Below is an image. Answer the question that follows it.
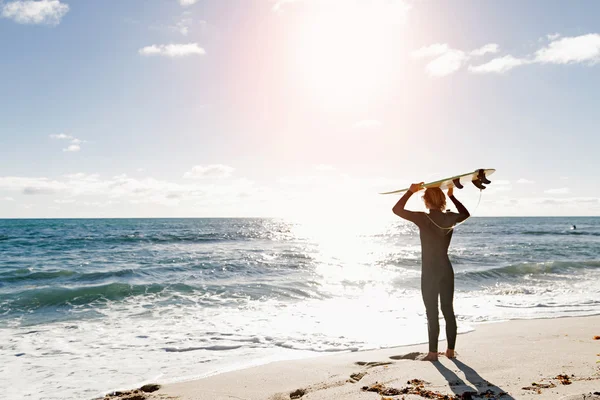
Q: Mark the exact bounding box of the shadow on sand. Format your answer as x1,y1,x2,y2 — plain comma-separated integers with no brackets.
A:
432,359,515,399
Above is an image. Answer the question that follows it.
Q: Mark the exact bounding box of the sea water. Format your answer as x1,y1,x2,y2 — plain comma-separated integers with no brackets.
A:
1,217,599,399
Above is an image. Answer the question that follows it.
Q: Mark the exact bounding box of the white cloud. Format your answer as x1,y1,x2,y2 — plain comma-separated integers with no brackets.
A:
64,172,96,180
23,186,55,195
2,197,15,201
178,0,199,6
416,33,600,76
470,43,499,56
139,46,161,56
493,180,511,185
425,49,467,77
50,133,72,140
175,22,189,36
354,119,382,129
412,43,497,77
534,33,600,64
139,43,206,57
517,178,535,184
0,173,254,206
50,133,86,152
469,55,528,74
531,196,598,205
183,164,235,179
468,33,600,75
63,144,81,152
0,172,278,217
544,187,570,195
169,12,200,36
0,176,67,195
1,0,69,25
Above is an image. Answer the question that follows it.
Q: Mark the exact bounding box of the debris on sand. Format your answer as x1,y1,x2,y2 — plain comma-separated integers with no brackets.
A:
593,336,600,340
523,376,577,395
361,379,508,399
290,388,306,399
103,390,146,400
361,382,402,396
407,379,428,386
102,384,161,400
556,374,573,385
522,382,556,390
140,384,160,393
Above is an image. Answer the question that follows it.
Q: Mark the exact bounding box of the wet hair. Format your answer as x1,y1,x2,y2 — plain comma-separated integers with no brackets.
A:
423,187,446,211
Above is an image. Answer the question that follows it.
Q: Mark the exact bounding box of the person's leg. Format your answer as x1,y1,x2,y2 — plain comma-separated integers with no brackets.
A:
439,271,457,358
421,275,440,361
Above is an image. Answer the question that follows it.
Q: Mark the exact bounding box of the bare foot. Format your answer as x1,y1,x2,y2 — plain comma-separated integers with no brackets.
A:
419,352,438,362
445,349,456,359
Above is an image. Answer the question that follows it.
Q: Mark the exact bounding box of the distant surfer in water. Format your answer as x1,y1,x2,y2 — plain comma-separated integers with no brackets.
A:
393,183,470,361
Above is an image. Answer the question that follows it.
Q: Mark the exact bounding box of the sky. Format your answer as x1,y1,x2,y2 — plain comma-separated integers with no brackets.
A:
1,0,599,218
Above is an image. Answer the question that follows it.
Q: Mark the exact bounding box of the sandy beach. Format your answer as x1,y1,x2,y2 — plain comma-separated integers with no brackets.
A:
103,315,600,400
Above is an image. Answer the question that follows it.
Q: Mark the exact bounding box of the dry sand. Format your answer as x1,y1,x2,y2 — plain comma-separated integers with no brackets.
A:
103,315,600,400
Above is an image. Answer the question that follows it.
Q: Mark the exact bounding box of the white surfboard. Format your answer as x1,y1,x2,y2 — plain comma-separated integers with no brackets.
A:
380,168,496,195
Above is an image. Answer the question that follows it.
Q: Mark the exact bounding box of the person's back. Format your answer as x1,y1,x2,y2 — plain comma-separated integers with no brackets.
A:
419,210,458,271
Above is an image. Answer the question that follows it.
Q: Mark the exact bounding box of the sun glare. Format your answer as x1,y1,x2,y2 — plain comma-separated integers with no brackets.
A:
290,1,407,109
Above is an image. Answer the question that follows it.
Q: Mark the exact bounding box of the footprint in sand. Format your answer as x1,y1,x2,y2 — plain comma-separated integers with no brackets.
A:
355,361,393,368
389,352,424,360
348,372,367,383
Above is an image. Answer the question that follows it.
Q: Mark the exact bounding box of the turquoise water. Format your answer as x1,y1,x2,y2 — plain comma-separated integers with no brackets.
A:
1,217,599,399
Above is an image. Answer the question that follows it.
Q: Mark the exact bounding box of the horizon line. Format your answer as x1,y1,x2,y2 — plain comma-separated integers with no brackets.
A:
0,216,597,220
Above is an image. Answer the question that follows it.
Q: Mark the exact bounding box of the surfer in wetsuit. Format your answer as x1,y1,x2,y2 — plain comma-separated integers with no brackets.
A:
393,183,470,361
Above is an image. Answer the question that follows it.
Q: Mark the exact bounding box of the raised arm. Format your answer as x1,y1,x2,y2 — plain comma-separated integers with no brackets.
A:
392,183,424,226
447,186,470,223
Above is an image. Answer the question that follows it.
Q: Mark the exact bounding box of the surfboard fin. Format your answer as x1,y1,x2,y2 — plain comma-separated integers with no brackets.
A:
452,178,464,189
477,169,492,184
471,178,486,190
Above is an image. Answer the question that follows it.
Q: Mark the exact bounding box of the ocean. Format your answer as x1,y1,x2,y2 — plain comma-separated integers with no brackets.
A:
1,217,599,400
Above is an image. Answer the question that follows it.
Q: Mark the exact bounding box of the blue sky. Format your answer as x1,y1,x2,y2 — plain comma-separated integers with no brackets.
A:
1,0,599,218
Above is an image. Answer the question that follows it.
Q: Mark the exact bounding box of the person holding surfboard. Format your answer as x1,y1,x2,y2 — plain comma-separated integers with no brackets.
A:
393,183,470,362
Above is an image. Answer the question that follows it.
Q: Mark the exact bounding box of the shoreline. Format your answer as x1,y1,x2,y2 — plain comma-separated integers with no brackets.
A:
106,315,600,396
103,314,600,400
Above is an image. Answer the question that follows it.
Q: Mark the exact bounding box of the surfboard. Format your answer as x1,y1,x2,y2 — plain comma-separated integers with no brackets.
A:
380,168,496,195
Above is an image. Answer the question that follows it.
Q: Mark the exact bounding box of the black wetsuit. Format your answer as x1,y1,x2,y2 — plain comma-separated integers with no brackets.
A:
393,191,470,353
